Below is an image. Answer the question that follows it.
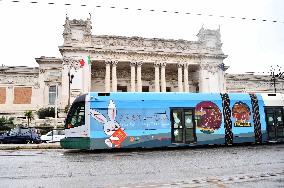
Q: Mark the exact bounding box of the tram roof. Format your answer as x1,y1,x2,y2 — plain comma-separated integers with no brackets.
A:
88,92,265,102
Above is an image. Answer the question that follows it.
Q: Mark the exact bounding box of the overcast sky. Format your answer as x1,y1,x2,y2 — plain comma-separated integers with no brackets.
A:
0,0,283,74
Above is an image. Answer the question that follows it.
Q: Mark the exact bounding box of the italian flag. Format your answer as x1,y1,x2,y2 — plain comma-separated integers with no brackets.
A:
80,55,91,68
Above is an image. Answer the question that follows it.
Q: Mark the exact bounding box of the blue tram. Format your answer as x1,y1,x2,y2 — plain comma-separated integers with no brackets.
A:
60,92,284,150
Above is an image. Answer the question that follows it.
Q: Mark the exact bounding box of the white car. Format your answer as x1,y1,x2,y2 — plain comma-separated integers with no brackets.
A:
40,130,65,143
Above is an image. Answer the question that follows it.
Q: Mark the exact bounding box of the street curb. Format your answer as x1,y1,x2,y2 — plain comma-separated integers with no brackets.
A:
0,143,62,150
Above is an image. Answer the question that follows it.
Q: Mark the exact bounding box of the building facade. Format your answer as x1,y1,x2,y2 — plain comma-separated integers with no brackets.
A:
0,16,283,124
58,16,227,106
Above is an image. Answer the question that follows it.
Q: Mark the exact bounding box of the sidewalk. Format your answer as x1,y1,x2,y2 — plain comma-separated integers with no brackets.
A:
0,142,62,150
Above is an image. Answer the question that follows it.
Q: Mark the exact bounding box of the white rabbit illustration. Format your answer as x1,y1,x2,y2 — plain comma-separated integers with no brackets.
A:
91,100,125,148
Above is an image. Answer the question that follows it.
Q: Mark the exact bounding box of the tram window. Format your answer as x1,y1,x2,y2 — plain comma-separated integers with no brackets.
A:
172,110,183,143
267,114,274,124
66,102,85,128
173,111,182,128
268,127,276,138
278,128,284,137
184,111,193,128
185,129,194,142
266,109,274,113
174,129,183,142
276,110,283,123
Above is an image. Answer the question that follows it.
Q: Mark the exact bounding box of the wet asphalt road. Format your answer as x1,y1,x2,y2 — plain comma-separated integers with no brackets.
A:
0,144,283,188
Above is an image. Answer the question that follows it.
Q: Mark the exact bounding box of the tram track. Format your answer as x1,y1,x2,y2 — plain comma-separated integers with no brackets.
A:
118,171,284,188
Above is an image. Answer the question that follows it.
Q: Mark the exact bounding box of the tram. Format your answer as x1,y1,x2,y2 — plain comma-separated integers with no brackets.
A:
60,92,284,150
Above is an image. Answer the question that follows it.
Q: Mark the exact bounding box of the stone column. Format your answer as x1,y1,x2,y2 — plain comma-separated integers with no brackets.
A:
105,61,111,92
38,69,46,105
154,62,160,92
87,58,92,93
161,62,166,92
61,65,70,107
217,63,225,92
82,58,91,93
199,65,204,93
208,64,219,92
6,86,13,106
111,61,118,92
199,63,208,93
136,62,143,92
130,62,136,92
183,63,189,92
177,62,183,92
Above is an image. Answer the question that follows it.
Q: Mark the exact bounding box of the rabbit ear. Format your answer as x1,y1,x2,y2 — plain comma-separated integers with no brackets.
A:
108,100,116,121
91,109,107,124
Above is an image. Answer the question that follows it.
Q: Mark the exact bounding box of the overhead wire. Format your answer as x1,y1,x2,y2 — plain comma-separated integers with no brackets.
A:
1,0,283,24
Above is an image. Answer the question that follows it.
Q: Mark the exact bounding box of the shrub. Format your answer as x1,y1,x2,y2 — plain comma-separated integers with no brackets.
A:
64,105,69,113
37,107,58,119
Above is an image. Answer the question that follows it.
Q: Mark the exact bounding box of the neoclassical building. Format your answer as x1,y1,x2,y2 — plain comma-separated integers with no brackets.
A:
58,16,228,107
0,16,283,123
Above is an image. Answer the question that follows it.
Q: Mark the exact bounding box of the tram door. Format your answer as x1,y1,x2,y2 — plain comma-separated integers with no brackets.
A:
171,108,196,143
265,108,284,141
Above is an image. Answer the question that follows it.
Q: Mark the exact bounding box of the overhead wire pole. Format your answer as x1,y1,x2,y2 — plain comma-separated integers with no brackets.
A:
268,65,284,93
271,71,277,93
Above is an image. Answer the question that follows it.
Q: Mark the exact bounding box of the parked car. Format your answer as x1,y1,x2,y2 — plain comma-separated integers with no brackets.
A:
40,129,65,143
0,126,41,144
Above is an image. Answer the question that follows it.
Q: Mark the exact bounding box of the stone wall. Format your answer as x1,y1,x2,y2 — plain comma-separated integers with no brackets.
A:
226,73,284,93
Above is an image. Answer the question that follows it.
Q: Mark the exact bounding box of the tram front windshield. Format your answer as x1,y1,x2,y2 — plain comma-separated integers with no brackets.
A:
65,101,85,129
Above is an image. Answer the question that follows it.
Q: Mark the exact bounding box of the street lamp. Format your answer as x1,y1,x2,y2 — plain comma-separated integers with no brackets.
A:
68,71,74,109
63,56,79,110
55,83,58,128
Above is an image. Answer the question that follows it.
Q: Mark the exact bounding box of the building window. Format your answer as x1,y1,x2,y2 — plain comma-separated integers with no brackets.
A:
49,86,56,105
117,86,127,92
13,87,32,104
196,85,199,93
0,87,6,104
142,86,149,92
160,86,171,92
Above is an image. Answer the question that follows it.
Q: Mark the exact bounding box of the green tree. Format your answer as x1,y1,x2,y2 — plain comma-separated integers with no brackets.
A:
0,116,15,131
24,110,34,126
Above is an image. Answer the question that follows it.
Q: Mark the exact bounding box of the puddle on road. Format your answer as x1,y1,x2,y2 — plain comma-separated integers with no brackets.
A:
0,150,45,157
0,154,38,157
113,154,133,157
